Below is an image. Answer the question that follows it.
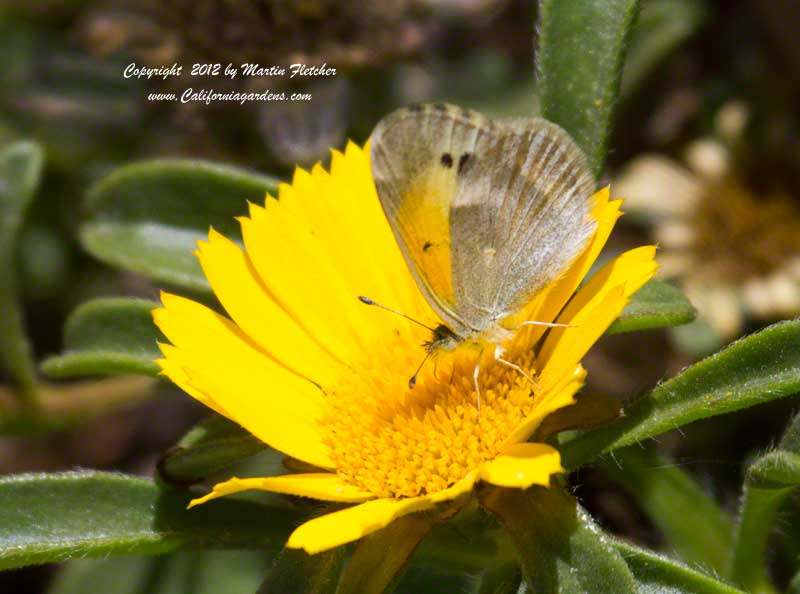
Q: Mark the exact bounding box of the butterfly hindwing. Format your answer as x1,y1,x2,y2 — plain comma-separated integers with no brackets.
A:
449,117,596,329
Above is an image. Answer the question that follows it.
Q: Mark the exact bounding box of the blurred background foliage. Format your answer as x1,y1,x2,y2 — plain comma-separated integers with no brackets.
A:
1,0,800,592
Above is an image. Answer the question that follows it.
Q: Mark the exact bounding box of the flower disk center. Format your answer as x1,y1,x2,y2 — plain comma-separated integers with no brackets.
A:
322,336,540,498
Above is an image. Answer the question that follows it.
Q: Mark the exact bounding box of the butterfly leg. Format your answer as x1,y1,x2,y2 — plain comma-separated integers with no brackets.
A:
473,346,485,418
494,344,540,392
513,320,574,330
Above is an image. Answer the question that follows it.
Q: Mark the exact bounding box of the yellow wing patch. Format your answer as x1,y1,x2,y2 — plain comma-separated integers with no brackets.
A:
394,163,457,313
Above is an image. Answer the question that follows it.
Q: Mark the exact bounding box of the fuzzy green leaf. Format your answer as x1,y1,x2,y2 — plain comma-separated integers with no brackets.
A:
0,140,44,407
0,471,302,570
158,414,267,486
600,446,733,574
615,540,748,594
479,485,637,593
48,551,269,594
41,298,162,378
80,160,279,292
729,414,800,592
607,279,696,335
561,319,800,469
537,0,640,176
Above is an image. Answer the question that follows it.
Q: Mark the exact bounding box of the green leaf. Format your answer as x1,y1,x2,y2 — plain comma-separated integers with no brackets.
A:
479,484,637,593
0,140,44,407
392,564,486,594
158,414,267,486
49,551,269,594
728,414,800,593
336,513,444,594
615,540,748,594
560,319,800,469
41,298,162,379
80,160,280,292
535,391,622,440
48,555,155,594
537,0,640,176
414,511,506,573
606,279,696,335
620,0,707,94
0,377,156,435
599,446,733,574
0,471,303,570
258,547,345,594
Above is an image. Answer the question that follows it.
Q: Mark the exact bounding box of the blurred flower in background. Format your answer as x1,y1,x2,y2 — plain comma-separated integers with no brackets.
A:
615,100,800,349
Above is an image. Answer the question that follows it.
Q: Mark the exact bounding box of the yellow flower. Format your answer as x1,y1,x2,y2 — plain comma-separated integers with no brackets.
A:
153,141,657,554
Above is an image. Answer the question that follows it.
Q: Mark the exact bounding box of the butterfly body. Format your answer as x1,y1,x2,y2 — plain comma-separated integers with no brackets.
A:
369,103,596,382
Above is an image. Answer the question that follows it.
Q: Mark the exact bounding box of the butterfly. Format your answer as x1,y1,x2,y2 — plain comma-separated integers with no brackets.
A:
367,103,596,403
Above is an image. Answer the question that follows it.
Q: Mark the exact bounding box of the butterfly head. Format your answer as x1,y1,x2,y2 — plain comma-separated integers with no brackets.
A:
423,324,462,353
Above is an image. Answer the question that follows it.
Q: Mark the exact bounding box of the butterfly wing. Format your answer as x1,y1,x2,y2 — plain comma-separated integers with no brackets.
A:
449,117,596,329
370,104,497,336
370,104,596,337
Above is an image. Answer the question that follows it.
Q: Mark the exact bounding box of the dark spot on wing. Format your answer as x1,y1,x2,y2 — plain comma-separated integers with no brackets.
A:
423,241,432,251
433,103,448,112
407,104,423,112
440,153,453,168
458,152,471,174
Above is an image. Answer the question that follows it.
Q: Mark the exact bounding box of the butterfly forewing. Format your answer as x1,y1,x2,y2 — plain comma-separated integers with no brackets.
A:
370,104,497,336
370,103,595,339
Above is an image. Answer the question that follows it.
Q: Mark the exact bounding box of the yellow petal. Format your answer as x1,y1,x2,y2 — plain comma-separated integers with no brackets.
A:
538,285,628,385
286,497,434,554
240,203,369,360
154,293,325,416
479,442,563,488
557,245,658,328
286,472,477,554
188,473,374,508
532,246,657,389
182,365,334,469
197,230,343,387
243,145,435,357
153,294,333,469
501,366,586,447
155,350,232,420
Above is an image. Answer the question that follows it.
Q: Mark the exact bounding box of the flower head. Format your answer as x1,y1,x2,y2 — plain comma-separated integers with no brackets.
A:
153,141,656,553
615,101,800,341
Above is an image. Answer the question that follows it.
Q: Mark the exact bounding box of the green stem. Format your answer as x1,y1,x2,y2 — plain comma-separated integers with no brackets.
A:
0,280,38,410
0,141,44,411
729,486,783,594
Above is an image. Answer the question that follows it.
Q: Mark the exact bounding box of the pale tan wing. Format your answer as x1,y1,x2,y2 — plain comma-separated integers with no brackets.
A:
449,117,596,330
370,103,498,336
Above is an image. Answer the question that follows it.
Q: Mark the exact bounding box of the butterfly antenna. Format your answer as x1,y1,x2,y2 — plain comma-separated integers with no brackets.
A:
358,296,437,333
408,349,434,389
